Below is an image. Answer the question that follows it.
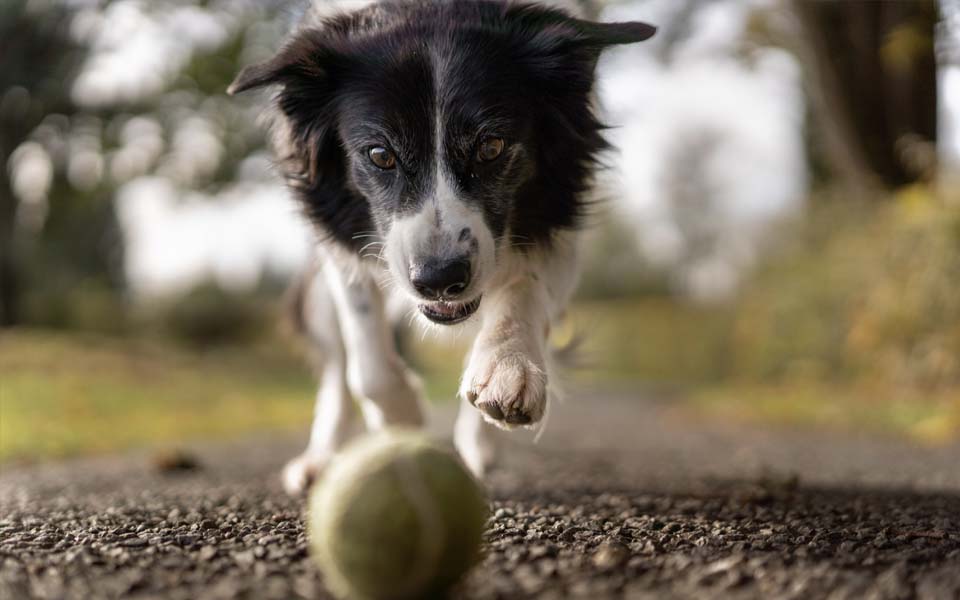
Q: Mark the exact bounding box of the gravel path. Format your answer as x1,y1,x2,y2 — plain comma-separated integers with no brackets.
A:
2,391,959,599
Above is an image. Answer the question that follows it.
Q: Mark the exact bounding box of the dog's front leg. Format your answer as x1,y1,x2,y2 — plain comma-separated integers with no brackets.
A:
323,254,425,431
459,274,550,429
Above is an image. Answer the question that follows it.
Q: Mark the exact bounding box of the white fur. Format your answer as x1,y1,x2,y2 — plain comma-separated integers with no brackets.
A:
284,230,581,493
282,268,355,494
321,249,425,430
282,247,427,494
453,394,499,477
459,231,581,427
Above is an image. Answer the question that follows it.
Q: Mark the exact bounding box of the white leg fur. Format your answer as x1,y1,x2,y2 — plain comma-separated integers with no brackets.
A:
459,233,581,430
282,268,358,495
453,393,498,478
459,276,549,427
282,362,356,494
322,251,426,431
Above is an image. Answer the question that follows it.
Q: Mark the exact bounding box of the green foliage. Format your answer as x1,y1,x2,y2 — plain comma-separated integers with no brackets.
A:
1,0,88,326
576,220,673,299
0,0,81,132
3,0,288,329
155,282,275,348
179,29,247,97
18,181,128,332
21,279,128,335
730,186,960,389
569,299,734,383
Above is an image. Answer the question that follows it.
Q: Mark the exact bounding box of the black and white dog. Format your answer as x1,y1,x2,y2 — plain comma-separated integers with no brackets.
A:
229,0,654,494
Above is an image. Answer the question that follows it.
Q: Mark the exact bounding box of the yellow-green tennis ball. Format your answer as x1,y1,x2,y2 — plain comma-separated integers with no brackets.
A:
308,430,489,600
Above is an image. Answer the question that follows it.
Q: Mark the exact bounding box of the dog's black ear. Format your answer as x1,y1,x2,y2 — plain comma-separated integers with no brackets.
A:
227,32,329,95
505,4,655,49
506,6,655,79
228,59,286,95
228,28,371,249
571,19,656,47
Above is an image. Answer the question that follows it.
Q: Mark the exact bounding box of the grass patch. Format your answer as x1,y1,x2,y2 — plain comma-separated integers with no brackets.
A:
408,297,734,386
686,383,960,444
568,298,734,384
0,330,315,462
3,284,958,464
0,329,461,463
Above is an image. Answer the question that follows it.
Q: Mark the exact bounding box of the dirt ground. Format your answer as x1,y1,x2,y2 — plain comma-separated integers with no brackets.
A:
1,391,958,599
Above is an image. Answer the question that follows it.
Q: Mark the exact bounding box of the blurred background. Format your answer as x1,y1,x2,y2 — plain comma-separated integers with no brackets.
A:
2,0,958,463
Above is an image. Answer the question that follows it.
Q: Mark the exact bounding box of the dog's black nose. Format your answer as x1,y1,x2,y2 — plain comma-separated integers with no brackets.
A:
410,258,471,300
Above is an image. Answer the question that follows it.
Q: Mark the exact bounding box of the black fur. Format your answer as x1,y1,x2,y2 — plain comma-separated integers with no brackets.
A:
230,0,654,253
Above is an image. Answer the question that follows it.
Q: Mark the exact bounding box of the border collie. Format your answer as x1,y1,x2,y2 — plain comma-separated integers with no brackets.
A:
229,0,654,494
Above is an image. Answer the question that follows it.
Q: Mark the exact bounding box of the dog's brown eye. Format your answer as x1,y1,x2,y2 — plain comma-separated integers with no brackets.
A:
368,146,396,170
477,137,504,162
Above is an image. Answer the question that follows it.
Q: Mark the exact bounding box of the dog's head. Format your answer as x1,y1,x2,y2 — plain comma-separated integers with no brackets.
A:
230,1,654,325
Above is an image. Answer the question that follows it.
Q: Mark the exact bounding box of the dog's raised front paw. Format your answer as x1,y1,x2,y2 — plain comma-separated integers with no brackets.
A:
460,348,546,429
281,452,330,496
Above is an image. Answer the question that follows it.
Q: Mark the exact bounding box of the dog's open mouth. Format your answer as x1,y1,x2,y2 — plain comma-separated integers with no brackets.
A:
419,296,482,325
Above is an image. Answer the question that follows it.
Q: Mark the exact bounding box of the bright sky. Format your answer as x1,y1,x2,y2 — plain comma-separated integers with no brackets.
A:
598,0,806,300
116,172,312,298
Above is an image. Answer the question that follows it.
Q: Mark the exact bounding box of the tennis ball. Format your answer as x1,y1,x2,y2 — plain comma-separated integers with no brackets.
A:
308,430,489,600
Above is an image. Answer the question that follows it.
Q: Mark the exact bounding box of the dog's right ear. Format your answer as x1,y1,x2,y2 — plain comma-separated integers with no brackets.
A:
228,29,370,247
227,30,347,190
227,32,329,95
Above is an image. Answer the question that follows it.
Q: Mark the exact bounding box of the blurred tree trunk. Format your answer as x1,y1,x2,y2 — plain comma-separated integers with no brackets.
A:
0,170,17,326
792,0,938,190
0,1,85,327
